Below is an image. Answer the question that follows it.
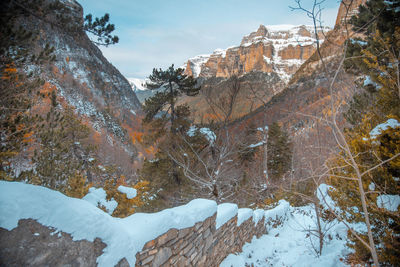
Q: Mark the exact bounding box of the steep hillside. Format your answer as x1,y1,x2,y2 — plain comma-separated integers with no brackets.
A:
16,0,144,181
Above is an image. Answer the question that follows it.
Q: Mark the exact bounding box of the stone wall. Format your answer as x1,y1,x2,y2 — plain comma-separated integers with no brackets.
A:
0,204,268,267
135,211,266,267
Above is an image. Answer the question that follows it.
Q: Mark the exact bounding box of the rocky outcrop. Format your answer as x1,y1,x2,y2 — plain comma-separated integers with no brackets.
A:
0,219,107,267
185,25,330,83
18,0,143,180
335,0,366,27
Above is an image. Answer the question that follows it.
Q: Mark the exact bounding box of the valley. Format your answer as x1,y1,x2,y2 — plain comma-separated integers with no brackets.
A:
0,0,399,266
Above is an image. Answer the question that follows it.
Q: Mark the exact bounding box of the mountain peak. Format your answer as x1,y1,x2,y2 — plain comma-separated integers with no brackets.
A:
185,24,331,82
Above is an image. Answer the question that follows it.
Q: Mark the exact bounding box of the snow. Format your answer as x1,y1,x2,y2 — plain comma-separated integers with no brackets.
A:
350,38,368,46
187,126,216,144
216,203,238,229
117,185,137,199
377,195,400,211
186,54,210,77
316,184,336,210
369,119,400,139
249,141,265,148
83,187,118,215
200,128,216,144
253,209,265,225
127,78,149,91
237,208,253,226
257,126,268,132
97,165,106,171
221,202,351,267
0,181,217,267
264,200,291,231
368,182,376,191
363,75,382,89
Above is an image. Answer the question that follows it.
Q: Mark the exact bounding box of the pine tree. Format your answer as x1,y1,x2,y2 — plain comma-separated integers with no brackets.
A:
267,122,292,181
27,98,97,191
142,65,200,186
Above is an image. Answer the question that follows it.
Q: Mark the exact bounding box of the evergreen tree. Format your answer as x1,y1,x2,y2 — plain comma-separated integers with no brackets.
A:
267,122,292,181
27,99,97,191
142,65,200,186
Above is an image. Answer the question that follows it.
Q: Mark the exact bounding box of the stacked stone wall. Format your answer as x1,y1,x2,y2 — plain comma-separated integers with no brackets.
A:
135,211,266,267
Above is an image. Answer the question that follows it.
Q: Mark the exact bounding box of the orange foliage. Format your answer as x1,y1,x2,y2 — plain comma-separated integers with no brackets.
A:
22,131,34,143
144,145,156,156
131,131,143,144
2,64,18,80
65,56,70,63
40,82,57,94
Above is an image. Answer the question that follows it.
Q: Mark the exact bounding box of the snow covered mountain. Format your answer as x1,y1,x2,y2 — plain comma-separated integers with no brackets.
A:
127,78,149,91
184,24,331,83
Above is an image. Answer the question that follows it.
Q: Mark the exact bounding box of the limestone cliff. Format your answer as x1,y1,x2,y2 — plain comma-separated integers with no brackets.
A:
185,25,330,83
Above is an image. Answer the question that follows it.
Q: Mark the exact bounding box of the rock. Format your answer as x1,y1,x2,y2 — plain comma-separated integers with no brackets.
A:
0,219,105,267
184,24,331,83
152,247,172,267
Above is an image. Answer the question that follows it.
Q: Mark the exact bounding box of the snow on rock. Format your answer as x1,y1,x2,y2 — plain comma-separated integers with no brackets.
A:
221,204,351,267
127,78,149,91
237,208,253,226
117,185,137,199
253,209,265,225
369,119,400,139
200,128,216,144
83,187,118,215
216,203,238,229
377,194,400,211
186,54,210,77
0,181,217,267
187,126,216,144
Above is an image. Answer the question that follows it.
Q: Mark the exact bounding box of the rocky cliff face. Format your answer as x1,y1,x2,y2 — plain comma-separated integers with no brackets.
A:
23,0,143,179
335,0,366,27
185,25,330,83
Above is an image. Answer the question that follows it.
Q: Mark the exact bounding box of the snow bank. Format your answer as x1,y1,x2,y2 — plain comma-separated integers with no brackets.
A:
0,181,217,267
264,200,290,231
82,187,118,215
222,204,351,267
237,208,253,226
377,194,400,211
216,203,238,229
264,200,290,222
369,119,400,139
117,185,137,199
253,209,265,225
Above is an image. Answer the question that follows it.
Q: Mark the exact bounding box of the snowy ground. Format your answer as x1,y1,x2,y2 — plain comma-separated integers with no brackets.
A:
0,181,353,266
221,204,351,267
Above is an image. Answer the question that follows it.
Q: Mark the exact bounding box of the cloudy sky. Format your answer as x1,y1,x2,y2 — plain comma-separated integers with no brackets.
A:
80,0,341,79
